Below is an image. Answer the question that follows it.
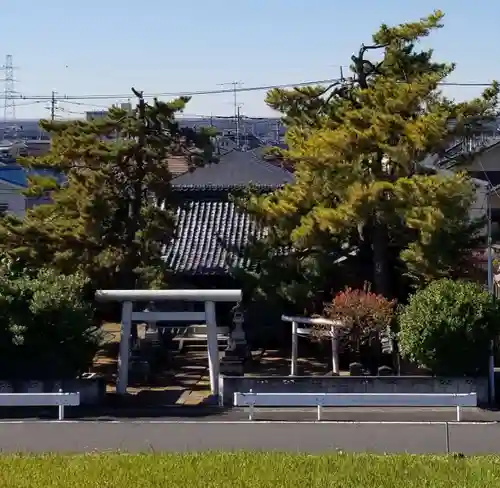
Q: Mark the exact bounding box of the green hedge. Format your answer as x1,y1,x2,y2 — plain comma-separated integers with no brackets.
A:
398,279,500,376
0,261,102,379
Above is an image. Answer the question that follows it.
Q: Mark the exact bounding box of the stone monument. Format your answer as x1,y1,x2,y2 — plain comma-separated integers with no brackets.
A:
220,303,249,375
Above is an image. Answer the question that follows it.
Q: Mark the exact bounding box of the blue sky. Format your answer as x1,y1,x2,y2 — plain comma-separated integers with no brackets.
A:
1,0,499,119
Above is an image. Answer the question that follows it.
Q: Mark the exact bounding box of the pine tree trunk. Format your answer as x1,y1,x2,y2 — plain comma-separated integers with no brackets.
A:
371,212,390,297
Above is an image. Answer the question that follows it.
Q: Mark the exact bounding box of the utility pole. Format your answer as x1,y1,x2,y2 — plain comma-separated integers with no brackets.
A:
218,81,242,148
236,105,241,149
50,91,57,121
487,185,495,404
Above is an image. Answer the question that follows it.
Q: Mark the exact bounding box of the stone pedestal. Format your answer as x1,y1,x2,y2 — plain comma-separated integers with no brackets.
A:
220,352,245,376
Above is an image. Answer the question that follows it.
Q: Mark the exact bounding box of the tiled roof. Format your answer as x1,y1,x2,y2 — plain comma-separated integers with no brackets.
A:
163,195,265,275
164,146,294,275
171,149,294,190
167,156,190,177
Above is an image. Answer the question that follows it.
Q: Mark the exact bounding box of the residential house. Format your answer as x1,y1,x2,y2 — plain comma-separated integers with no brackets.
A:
0,141,28,164
0,166,26,217
0,165,64,217
23,139,51,157
433,133,500,225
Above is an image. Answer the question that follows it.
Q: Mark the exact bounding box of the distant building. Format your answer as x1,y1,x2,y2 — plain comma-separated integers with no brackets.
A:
0,141,27,161
0,120,49,141
431,132,500,228
85,111,108,121
86,103,131,122
24,139,51,156
0,164,63,218
0,166,26,217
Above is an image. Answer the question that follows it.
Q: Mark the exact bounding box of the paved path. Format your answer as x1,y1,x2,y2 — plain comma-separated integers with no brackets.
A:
1,421,500,454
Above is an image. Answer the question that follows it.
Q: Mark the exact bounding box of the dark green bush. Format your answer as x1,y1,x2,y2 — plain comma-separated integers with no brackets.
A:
398,278,500,376
0,261,102,379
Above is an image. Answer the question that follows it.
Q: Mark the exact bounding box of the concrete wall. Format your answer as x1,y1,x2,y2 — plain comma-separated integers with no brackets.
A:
220,375,489,406
0,376,106,406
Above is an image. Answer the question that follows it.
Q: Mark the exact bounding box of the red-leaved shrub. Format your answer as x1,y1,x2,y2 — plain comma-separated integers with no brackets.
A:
322,284,396,354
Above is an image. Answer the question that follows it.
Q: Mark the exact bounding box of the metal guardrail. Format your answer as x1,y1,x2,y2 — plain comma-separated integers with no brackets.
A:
0,390,80,420
234,391,478,422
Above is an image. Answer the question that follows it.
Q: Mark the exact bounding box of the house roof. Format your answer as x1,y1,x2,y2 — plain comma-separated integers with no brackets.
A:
167,156,192,177
437,134,500,168
0,164,64,188
171,149,294,190
0,165,27,187
164,149,294,275
163,195,265,275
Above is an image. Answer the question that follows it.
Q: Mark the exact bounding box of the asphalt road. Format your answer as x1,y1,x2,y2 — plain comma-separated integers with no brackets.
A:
1,421,500,454
5,406,500,423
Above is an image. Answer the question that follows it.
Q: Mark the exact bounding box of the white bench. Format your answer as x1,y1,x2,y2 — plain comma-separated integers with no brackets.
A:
233,391,478,422
0,390,80,420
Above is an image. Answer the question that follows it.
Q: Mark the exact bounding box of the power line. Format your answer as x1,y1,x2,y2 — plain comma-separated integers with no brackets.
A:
58,100,274,119
7,78,495,103
12,78,342,101
0,100,45,110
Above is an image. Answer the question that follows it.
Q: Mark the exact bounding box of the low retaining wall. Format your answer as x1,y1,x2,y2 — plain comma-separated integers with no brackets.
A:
0,375,106,405
220,375,489,405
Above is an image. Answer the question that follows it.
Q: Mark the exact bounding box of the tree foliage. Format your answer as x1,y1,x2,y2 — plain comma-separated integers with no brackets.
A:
240,11,498,302
0,259,102,379
0,90,215,290
398,279,500,376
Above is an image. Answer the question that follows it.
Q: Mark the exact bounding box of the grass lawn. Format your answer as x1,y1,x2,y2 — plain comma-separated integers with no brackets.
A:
0,452,499,487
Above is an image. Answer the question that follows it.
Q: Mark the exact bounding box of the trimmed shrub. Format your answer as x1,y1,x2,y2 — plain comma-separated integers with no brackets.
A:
323,286,396,354
0,262,102,379
398,278,500,376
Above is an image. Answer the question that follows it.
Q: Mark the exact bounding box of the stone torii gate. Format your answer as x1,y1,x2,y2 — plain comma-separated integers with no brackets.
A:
95,289,242,396
281,315,344,376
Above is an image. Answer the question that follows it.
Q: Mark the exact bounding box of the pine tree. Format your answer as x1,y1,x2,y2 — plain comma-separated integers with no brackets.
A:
245,11,499,297
0,90,215,289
